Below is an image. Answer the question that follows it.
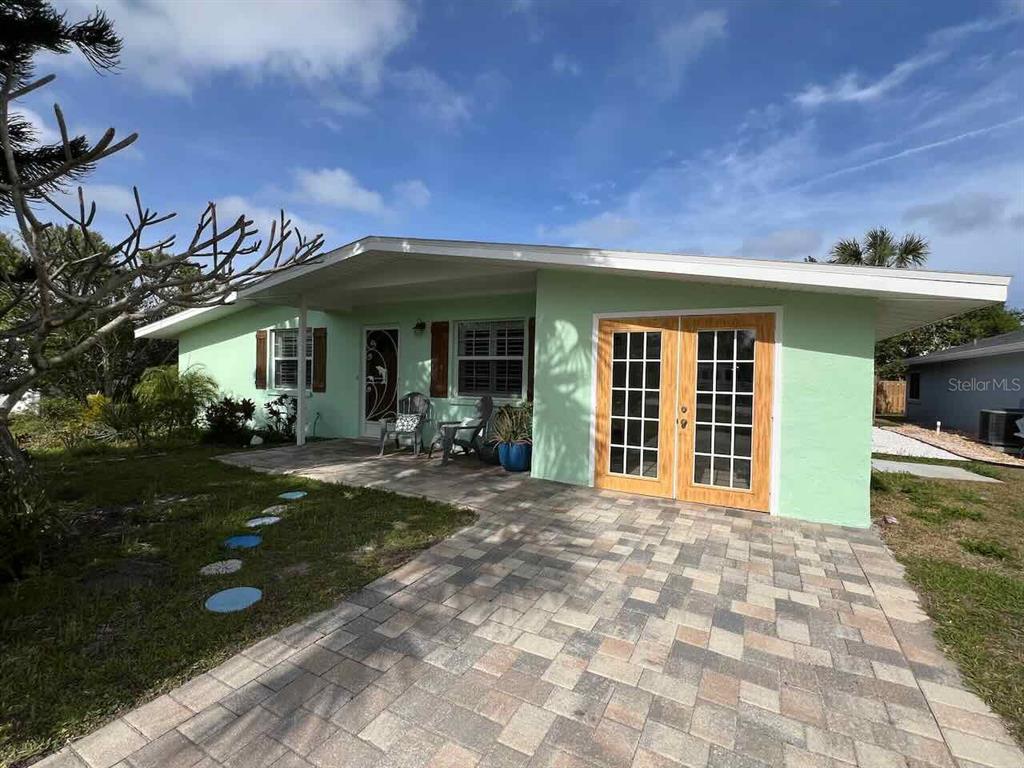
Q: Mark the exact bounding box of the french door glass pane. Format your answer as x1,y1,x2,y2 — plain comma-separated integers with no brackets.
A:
609,330,661,478
692,328,756,490
613,361,627,387
696,393,713,422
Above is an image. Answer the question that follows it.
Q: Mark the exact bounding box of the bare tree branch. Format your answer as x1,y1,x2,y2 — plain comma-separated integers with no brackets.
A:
0,62,325,425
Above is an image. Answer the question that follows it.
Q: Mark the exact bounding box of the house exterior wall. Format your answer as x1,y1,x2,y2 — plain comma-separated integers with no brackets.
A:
177,271,877,527
905,353,1024,436
177,293,536,439
530,269,877,527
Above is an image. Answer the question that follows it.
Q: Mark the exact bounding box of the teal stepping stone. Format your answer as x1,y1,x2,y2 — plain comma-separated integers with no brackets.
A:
278,491,307,501
224,534,261,549
205,587,262,613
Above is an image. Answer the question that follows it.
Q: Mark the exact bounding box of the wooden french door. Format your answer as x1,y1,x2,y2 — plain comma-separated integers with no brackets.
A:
594,318,679,498
594,313,775,512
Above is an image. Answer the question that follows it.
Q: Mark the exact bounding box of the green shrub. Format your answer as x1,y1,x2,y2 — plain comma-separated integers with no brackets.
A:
134,365,218,433
0,457,65,581
97,398,156,445
204,397,256,445
960,538,1013,561
12,397,90,451
264,394,297,440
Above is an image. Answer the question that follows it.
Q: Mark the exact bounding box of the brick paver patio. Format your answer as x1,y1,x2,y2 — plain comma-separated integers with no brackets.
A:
44,440,1023,768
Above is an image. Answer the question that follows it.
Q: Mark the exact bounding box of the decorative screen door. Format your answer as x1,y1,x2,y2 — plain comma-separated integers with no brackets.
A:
363,328,399,436
594,313,774,512
594,317,678,498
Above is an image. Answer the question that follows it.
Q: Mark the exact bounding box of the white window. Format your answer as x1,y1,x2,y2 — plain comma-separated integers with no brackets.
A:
272,329,313,390
455,319,526,398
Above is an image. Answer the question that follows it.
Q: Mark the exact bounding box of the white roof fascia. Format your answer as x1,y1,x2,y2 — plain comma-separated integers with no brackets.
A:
136,236,1010,338
906,340,1024,366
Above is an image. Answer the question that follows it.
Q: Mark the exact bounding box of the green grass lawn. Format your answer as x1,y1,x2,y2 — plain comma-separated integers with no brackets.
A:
0,444,475,767
871,454,1024,745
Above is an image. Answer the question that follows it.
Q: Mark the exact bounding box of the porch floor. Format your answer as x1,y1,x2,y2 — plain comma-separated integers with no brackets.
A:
58,439,1022,768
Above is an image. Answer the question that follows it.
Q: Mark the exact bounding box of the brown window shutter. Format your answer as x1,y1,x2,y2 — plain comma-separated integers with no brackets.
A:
255,329,268,389
527,317,536,402
312,327,327,392
430,321,449,398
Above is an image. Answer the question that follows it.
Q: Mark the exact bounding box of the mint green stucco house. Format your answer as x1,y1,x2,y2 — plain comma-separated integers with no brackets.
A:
137,237,1009,528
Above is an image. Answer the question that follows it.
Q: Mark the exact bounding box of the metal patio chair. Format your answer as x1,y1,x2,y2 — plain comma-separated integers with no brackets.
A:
378,391,431,457
429,396,494,466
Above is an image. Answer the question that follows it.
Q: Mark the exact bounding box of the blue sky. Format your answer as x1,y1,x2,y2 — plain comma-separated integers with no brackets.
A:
13,0,1024,304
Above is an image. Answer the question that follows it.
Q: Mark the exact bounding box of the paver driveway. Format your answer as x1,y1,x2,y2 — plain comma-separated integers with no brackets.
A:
49,441,1023,768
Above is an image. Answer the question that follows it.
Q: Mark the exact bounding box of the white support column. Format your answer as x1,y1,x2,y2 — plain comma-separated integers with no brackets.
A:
296,297,308,447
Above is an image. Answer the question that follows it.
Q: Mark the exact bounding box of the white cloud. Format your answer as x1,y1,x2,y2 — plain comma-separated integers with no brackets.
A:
11,105,59,144
321,93,372,118
904,193,1014,234
545,116,1024,302
546,212,642,246
83,183,138,213
213,195,330,242
644,10,727,97
552,54,581,77
790,117,1024,189
393,179,431,209
294,168,386,215
62,0,415,94
48,183,138,222
794,52,946,108
505,0,544,44
292,169,430,215
794,10,1023,108
390,68,471,131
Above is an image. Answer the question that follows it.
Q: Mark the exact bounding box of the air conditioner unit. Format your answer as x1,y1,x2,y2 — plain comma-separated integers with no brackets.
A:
979,409,1024,450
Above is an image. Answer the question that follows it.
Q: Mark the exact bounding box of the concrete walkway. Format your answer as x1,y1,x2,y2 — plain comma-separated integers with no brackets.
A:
871,458,1002,484
46,440,1023,768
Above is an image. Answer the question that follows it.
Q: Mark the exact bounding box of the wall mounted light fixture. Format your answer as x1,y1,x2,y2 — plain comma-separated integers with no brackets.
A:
413,319,427,334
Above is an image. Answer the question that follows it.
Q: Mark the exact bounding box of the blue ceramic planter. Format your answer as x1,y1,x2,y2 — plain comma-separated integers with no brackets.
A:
498,442,532,472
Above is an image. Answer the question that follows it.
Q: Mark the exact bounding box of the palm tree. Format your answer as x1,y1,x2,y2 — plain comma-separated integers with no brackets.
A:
825,228,929,268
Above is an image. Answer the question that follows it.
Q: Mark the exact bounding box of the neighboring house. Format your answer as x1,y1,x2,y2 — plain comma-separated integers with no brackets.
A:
136,237,1009,527
904,329,1024,440
1,390,40,415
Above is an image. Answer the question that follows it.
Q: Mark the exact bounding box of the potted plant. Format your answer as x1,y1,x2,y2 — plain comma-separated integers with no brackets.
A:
492,403,533,472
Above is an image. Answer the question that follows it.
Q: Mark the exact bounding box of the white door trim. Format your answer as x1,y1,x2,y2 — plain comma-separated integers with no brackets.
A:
588,306,784,516
360,324,401,437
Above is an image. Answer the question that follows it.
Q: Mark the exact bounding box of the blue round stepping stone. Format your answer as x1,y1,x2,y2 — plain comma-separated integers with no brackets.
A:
246,515,281,528
205,587,262,613
278,491,307,501
223,534,262,550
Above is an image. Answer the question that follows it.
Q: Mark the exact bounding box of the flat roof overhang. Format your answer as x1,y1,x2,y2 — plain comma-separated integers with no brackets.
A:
137,236,1010,340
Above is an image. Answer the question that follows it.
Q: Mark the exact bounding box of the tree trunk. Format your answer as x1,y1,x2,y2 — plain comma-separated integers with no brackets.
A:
0,418,28,472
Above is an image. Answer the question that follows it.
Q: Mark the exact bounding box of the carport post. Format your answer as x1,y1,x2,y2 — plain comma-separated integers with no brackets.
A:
296,296,307,447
